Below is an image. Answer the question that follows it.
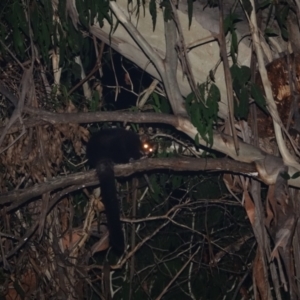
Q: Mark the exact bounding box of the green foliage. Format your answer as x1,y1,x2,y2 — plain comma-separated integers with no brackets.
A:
264,27,278,38
151,92,172,114
31,0,53,61
149,0,157,31
89,91,101,111
133,0,146,18
291,172,300,179
231,64,251,119
1,0,111,63
280,172,290,180
75,0,111,28
251,83,267,114
261,0,291,42
3,0,28,59
224,13,242,64
275,4,289,40
160,0,172,22
223,13,242,35
187,0,194,28
205,0,218,8
231,64,266,120
186,83,220,147
281,171,300,180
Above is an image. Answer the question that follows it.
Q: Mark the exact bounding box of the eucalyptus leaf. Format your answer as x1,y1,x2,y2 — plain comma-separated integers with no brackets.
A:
77,0,88,28
239,66,251,86
171,176,183,189
280,172,290,180
231,31,238,55
13,29,24,57
160,97,172,114
161,0,172,21
238,87,250,120
251,84,268,114
230,64,240,82
264,27,278,37
152,92,160,109
281,27,289,40
89,0,97,22
195,133,200,146
291,171,300,179
149,0,157,31
187,0,193,28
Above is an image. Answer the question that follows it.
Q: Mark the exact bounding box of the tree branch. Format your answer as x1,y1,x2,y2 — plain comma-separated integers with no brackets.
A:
0,157,257,209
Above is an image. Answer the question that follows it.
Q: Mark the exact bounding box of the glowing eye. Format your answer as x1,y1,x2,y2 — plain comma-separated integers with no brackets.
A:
143,144,149,149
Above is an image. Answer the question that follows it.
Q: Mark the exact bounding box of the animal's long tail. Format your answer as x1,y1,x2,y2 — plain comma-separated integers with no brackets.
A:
96,160,124,255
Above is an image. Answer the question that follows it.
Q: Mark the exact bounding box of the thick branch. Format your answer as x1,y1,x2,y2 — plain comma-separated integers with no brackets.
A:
0,157,257,208
23,107,179,126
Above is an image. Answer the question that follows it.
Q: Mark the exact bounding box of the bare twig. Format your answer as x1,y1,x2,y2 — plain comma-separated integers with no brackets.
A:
156,245,201,300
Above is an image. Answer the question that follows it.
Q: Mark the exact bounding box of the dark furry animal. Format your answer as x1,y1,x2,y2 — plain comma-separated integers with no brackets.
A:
87,128,146,254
